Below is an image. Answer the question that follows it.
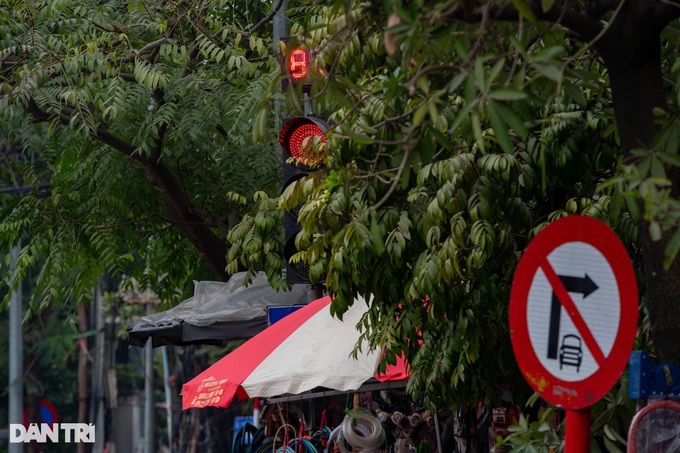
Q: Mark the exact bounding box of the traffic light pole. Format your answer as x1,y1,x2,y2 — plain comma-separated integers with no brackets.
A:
272,0,289,44
273,1,288,131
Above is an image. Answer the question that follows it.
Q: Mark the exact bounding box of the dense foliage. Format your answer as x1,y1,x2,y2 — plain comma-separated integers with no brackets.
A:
2,0,680,434
0,0,285,308
270,2,644,409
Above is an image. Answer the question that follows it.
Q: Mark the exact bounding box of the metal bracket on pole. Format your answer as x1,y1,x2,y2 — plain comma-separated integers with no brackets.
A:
303,92,313,116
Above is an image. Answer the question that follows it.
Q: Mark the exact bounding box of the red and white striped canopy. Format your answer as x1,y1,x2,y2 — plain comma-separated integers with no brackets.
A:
182,295,408,410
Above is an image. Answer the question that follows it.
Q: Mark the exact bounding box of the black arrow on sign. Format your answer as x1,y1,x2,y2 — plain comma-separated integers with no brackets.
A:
547,274,599,360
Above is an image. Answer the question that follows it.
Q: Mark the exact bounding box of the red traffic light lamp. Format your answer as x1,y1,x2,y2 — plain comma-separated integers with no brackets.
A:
279,116,328,168
279,116,329,284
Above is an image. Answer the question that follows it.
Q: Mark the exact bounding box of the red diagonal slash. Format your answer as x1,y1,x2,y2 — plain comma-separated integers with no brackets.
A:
541,259,605,365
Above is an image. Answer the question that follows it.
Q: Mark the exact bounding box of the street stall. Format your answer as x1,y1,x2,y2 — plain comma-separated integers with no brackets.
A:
181,295,408,409
127,272,314,347
180,295,456,453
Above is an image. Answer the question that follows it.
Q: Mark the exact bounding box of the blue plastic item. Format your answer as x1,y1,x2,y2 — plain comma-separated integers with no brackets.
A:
629,350,680,399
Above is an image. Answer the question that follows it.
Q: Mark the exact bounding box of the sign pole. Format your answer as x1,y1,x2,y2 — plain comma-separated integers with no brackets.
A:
509,215,639,450
564,407,591,452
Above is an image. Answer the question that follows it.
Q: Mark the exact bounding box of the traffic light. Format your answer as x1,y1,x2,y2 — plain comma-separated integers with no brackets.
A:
288,48,309,84
281,42,322,93
279,116,329,284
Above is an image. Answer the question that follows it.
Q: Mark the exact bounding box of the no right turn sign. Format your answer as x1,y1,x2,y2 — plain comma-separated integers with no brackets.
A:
509,215,638,409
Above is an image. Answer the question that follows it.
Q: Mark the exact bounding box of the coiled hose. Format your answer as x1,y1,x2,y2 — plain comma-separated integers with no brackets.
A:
273,424,297,453
288,438,318,453
247,426,267,453
324,425,343,453
334,410,386,453
233,423,260,453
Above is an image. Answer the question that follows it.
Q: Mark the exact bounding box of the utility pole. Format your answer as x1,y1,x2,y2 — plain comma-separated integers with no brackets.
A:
4,187,49,453
144,302,155,453
90,283,106,453
272,0,289,44
9,243,24,453
120,280,159,452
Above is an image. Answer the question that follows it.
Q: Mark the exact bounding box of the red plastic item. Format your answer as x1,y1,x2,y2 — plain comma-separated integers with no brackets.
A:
627,400,680,452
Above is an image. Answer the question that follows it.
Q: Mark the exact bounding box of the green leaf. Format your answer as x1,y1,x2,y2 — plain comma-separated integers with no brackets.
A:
474,58,486,91
625,194,641,220
430,128,453,151
609,187,623,224
344,127,374,144
512,0,537,21
450,98,478,133
602,435,624,453
533,63,562,82
541,0,555,12
664,227,680,269
471,112,485,153
564,80,587,106
453,37,469,61
494,101,529,139
650,221,662,241
533,46,565,62
657,151,680,167
413,102,428,127
486,58,506,90
489,88,527,101
488,103,514,153
448,72,468,94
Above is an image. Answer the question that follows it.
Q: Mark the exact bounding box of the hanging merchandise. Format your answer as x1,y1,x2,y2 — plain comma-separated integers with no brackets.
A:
312,410,332,449
232,423,261,453
243,391,453,453
336,409,386,453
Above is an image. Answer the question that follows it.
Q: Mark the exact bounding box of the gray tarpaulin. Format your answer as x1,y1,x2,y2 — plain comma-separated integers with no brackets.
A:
127,272,314,347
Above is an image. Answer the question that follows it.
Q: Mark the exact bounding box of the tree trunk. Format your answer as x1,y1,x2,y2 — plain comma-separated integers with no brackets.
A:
140,156,230,281
597,12,680,364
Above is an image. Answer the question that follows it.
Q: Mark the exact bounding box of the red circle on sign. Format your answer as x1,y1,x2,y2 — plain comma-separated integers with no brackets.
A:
509,215,638,409
23,399,59,427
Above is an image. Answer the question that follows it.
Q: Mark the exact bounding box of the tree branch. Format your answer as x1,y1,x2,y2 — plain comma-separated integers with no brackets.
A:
441,1,604,42
25,99,230,280
179,2,211,78
407,64,461,95
118,37,169,64
588,0,622,19
651,0,680,29
230,0,285,36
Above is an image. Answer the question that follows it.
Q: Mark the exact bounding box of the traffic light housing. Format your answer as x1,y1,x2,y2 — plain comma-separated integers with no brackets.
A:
279,116,329,284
